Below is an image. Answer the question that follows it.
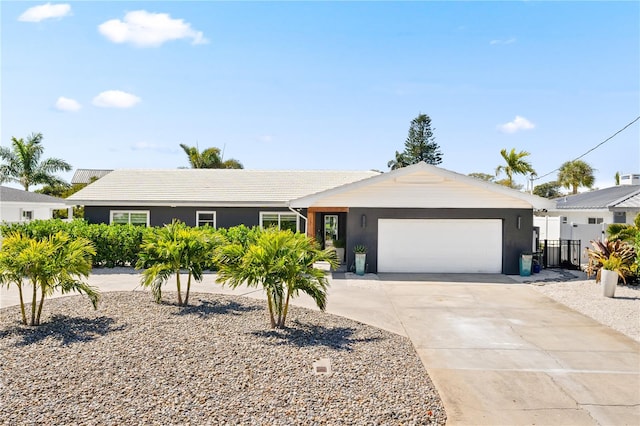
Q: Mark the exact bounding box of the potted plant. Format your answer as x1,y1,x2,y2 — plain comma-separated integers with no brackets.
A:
600,255,630,298
333,238,345,264
353,244,367,276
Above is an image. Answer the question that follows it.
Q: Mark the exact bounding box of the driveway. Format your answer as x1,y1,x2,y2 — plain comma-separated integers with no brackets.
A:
1,270,639,425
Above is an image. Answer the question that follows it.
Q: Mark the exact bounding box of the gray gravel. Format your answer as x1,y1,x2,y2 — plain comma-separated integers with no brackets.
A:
0,292,446,425
530,278,640,342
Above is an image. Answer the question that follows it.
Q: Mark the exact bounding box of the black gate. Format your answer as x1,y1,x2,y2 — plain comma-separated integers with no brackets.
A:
540,240,581,270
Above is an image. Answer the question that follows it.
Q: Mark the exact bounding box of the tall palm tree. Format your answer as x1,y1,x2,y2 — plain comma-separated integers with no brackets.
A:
495,148,536,188
179,143,243,169
557,160,595,194
0,133,72,191
215,228,337,328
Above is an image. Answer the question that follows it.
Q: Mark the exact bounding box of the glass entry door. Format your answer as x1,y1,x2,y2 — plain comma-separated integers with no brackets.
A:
324,215,338,247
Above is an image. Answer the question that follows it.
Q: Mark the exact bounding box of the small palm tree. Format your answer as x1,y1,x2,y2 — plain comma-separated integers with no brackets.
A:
0,231,98,326
0,133,72,191
557,160,595,194
136,221,221,305
495,148,536,188
179,143,243,169
215,228,337,328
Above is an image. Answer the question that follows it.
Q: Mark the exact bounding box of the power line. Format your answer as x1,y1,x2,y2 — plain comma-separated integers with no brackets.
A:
533,115,640,181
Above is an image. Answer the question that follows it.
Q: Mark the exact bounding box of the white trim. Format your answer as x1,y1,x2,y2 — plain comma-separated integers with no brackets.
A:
109,210,150,226
75,201,289,207
259,211,299,232
196,210,216,228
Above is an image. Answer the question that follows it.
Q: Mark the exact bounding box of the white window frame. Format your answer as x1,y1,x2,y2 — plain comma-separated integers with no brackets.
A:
196,211,216,228
259,211,299,232
588,217,604,225
21,210,34,221
109,210,150,227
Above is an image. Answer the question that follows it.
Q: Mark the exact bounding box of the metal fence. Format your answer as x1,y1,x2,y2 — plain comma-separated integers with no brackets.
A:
540,240,581,270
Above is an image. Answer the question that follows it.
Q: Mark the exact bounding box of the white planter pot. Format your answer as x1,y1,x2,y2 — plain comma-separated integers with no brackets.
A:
335,248,345,265
601,269,618,298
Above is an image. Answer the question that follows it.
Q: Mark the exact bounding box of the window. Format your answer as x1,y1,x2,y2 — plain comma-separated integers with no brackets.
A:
587,217,603,225
22,210,34,221
196,211,216,227
561,216,568,224
260,212,299,232
110,211,149,226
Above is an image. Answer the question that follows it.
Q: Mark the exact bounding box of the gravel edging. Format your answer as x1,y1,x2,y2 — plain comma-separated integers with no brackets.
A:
0,292,446,425
530,279,640,342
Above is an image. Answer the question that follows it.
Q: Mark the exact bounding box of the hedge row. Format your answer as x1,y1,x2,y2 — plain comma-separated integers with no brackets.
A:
0,220,263,268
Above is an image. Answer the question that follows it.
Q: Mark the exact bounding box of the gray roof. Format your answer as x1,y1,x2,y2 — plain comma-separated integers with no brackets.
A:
0,186,68,204
71,169,113,184
67,169,381,206
554,185,640,209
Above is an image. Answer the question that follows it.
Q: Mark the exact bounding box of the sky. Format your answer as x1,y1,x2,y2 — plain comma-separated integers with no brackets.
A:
1,1,639,191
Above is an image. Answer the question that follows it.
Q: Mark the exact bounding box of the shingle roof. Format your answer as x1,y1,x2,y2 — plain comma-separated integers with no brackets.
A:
554,185,640,209
71,169,113,184
0,186,68,204
67,169,381,206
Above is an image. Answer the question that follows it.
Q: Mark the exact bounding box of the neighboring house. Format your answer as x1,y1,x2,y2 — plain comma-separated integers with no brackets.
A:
71,169,113,185
0,186,69,224
534,179,640,264
68,163,554,275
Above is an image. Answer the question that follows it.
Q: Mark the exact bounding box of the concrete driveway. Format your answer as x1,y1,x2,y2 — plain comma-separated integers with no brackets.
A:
1,270,639,425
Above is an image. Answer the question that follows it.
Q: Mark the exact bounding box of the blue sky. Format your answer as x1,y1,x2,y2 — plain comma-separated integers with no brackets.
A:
2,1,639,190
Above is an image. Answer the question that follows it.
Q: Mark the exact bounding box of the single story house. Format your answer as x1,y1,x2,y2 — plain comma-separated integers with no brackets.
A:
0,186,69,224
67,169,380,230
534,181,640,263
68,163,554,274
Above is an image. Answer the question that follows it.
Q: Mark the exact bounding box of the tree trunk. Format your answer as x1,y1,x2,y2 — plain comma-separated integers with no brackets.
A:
184,272,192,306
266,292,276,328
36,288,46,326
30,279,37,326
17,283,27,325
176,272,183,305
280,291,291,329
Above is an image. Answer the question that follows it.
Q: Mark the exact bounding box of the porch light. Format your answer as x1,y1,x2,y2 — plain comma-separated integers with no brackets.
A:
361,214,366,228
517,215,521,229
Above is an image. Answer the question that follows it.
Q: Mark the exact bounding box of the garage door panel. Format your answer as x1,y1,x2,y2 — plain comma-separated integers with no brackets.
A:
377,219,502,273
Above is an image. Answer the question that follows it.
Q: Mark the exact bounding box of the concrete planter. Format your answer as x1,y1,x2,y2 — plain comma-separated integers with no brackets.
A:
601,269,618,298
355,253,366,276
335,248,345,265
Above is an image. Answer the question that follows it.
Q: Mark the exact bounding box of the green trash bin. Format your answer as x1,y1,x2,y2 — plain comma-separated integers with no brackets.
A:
519,253,533,276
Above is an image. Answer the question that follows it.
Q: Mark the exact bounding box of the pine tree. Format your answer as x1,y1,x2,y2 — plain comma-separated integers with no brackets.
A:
388,114,442,170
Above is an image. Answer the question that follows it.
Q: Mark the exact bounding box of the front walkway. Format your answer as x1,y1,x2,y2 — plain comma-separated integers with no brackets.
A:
1,269,638,425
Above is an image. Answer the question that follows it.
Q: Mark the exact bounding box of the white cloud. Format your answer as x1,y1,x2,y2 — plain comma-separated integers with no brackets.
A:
258,135,273,143
98,10,208,47
490,37,516,45
497,116,535,134
19,3,71,22
92,90,141,108
55,96,81,112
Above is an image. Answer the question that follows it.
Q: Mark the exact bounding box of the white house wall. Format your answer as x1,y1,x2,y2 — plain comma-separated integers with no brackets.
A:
0,202,65,223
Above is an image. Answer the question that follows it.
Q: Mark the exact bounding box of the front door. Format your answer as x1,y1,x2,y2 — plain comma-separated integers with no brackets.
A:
324,215,338,248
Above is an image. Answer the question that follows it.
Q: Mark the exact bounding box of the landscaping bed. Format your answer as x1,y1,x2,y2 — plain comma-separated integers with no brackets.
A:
0,292,445,425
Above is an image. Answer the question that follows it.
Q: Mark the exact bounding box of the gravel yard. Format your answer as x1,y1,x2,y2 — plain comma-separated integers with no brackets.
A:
530,278,640,342
0,292,446,425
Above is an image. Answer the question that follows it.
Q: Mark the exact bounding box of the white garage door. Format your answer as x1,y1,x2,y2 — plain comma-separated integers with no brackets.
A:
377,219,503,273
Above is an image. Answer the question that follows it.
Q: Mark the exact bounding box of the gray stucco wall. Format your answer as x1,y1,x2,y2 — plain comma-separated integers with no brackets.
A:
83,206,307,232
343,208,533,275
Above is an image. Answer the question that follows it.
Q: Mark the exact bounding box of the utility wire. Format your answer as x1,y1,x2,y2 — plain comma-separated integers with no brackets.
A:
533,115,640,181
